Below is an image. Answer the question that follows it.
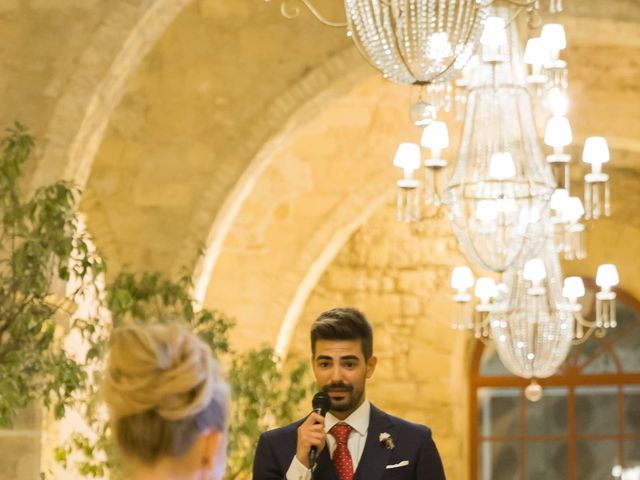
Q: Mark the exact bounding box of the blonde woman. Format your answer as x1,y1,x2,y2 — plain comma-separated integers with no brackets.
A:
103,322,229,480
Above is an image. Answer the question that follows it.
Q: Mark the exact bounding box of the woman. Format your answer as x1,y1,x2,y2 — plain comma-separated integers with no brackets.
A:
103,322,229,480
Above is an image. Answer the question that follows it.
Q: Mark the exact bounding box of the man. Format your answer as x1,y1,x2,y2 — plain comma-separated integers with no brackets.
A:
253,307,446,480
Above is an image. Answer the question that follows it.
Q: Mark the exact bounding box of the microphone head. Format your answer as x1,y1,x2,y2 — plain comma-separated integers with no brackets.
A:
312,391,332,415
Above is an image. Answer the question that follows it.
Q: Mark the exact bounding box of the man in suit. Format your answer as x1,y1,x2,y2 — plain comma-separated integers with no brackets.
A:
253,307,446,480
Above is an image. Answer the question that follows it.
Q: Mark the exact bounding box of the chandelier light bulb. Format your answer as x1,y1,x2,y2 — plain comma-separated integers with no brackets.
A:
451,266,474,293
562,276,585,303
421,121,449,159
488,152,517,179
596,264,619,291
427,31,453,60
523,258,547,283
393,142,421,178
475,200,498,222
474,277,497,305
547,87,569,116
540,23,567,60
544,116,573,151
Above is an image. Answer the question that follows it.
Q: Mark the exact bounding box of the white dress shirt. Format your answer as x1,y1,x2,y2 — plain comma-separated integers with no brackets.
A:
286,400,371,480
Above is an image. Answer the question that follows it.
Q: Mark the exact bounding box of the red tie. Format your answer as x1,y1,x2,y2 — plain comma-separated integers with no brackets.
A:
330,423,353,480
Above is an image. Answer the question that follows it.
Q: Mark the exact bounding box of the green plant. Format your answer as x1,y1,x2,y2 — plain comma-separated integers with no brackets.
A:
0,123,104,427
57,269,312,479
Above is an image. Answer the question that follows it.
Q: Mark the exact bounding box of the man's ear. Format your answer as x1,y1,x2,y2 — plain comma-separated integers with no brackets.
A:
200,430,222,470
366,355,377,378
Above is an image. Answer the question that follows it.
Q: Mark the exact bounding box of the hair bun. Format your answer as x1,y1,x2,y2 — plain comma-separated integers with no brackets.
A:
104,322,219,421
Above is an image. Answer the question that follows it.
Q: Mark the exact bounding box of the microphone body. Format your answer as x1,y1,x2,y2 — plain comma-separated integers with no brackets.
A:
308,392,331,470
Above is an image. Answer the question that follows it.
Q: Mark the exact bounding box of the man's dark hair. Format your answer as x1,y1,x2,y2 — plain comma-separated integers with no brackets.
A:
310,307,373,359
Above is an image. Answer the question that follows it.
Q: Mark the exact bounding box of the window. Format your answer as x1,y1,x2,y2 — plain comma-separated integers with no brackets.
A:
471,287,640,480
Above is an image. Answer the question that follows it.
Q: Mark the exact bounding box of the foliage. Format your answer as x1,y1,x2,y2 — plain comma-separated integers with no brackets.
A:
57,269,313,479
0,123,105,428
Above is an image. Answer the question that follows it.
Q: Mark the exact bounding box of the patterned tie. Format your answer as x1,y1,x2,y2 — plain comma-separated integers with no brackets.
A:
330,423,354,480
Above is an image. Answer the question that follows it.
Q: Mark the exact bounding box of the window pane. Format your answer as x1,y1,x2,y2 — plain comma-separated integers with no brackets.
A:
583,352,619,374
615,327,640,373
526,441,567,479
478,387,520,437
576,386,618,435
478,441,520,480
576,440,619,480
526,387,567,436
625,439,640,466
624,386,640,433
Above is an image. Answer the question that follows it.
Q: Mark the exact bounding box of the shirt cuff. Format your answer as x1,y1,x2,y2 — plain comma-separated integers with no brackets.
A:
286,455,312,480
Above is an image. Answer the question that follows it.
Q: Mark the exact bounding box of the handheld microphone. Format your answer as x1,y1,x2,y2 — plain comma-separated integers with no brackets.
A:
308,391,331,469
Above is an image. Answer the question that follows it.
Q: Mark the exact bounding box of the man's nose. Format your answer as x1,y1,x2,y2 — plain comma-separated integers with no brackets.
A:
329,365,344,382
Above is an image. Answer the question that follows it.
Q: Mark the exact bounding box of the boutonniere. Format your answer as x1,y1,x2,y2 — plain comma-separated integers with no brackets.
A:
379,432,395,450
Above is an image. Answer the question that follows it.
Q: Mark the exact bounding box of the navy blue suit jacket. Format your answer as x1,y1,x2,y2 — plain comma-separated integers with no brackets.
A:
252,404,446,479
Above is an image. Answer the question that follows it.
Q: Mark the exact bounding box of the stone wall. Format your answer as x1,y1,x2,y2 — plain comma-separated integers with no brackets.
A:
288,201,477,480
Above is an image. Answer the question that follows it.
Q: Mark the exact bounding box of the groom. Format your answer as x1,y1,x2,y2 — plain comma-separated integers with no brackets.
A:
253,307,446,479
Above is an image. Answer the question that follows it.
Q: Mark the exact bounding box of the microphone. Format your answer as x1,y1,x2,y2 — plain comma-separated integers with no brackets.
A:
308,392,331,469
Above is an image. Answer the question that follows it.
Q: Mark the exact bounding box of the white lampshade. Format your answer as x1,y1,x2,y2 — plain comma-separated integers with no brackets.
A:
475,200,498,222
547,87,569,116
480,16,506,48
563,276,585,300
541,23,567,52
393,142,421,170
451,266,474,291
524,37,549,65
544,116,573,148
474,277,497,304
421,121,450,150
550,188,569,211
523,258,547,282
488,152,516,179
582,136,610,164
562,197,585,223
596,264,619,289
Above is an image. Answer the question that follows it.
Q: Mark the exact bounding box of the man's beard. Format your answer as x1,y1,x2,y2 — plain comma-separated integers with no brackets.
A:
322,382,363,412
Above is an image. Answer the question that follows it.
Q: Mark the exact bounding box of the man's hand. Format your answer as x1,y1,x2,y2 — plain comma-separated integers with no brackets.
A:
295,412,327,468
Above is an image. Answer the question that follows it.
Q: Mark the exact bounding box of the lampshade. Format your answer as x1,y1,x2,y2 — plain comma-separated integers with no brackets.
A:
582,136,610,164
523,258,547,283
480,16,506,48
550,188,569,211
393,143,421,170
541,23,567,52
488,152,517,179
451,266,474,291
596,264,619,289
547,87,569,116
523,37,549,65
421,121,450,150
475,277,497,303
544,116,573,148
562,276,585,300
562,197,585,223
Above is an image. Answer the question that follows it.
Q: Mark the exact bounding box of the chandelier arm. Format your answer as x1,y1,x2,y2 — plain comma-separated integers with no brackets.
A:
271,0,348,27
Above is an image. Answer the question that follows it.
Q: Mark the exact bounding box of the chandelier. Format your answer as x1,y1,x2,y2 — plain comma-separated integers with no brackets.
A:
442,8,554,273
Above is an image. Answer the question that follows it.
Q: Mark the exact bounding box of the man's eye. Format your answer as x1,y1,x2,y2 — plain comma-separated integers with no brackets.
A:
343,362,356,368
319,362,330,368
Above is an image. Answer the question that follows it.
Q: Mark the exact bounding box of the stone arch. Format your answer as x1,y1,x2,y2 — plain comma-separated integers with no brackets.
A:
29,0,193,191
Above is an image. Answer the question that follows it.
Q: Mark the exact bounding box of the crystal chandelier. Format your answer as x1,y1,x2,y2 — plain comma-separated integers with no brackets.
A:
443,9,555,272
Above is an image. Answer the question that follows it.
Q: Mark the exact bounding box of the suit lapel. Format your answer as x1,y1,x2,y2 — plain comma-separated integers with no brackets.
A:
315,446,339,480
353,404,395,480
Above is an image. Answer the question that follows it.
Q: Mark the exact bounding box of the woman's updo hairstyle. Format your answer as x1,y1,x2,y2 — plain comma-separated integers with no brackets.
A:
103,322,229,463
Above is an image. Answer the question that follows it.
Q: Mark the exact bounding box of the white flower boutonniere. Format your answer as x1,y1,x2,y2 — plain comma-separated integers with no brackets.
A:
379,432,395,450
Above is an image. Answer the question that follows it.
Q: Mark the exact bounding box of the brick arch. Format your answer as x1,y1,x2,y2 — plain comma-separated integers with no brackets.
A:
29,0,193,191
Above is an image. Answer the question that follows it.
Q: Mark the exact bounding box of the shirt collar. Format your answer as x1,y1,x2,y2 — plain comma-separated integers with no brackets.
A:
324,400,370,436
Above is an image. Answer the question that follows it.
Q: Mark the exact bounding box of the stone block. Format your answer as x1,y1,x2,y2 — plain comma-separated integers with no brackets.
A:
0,435,41,480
